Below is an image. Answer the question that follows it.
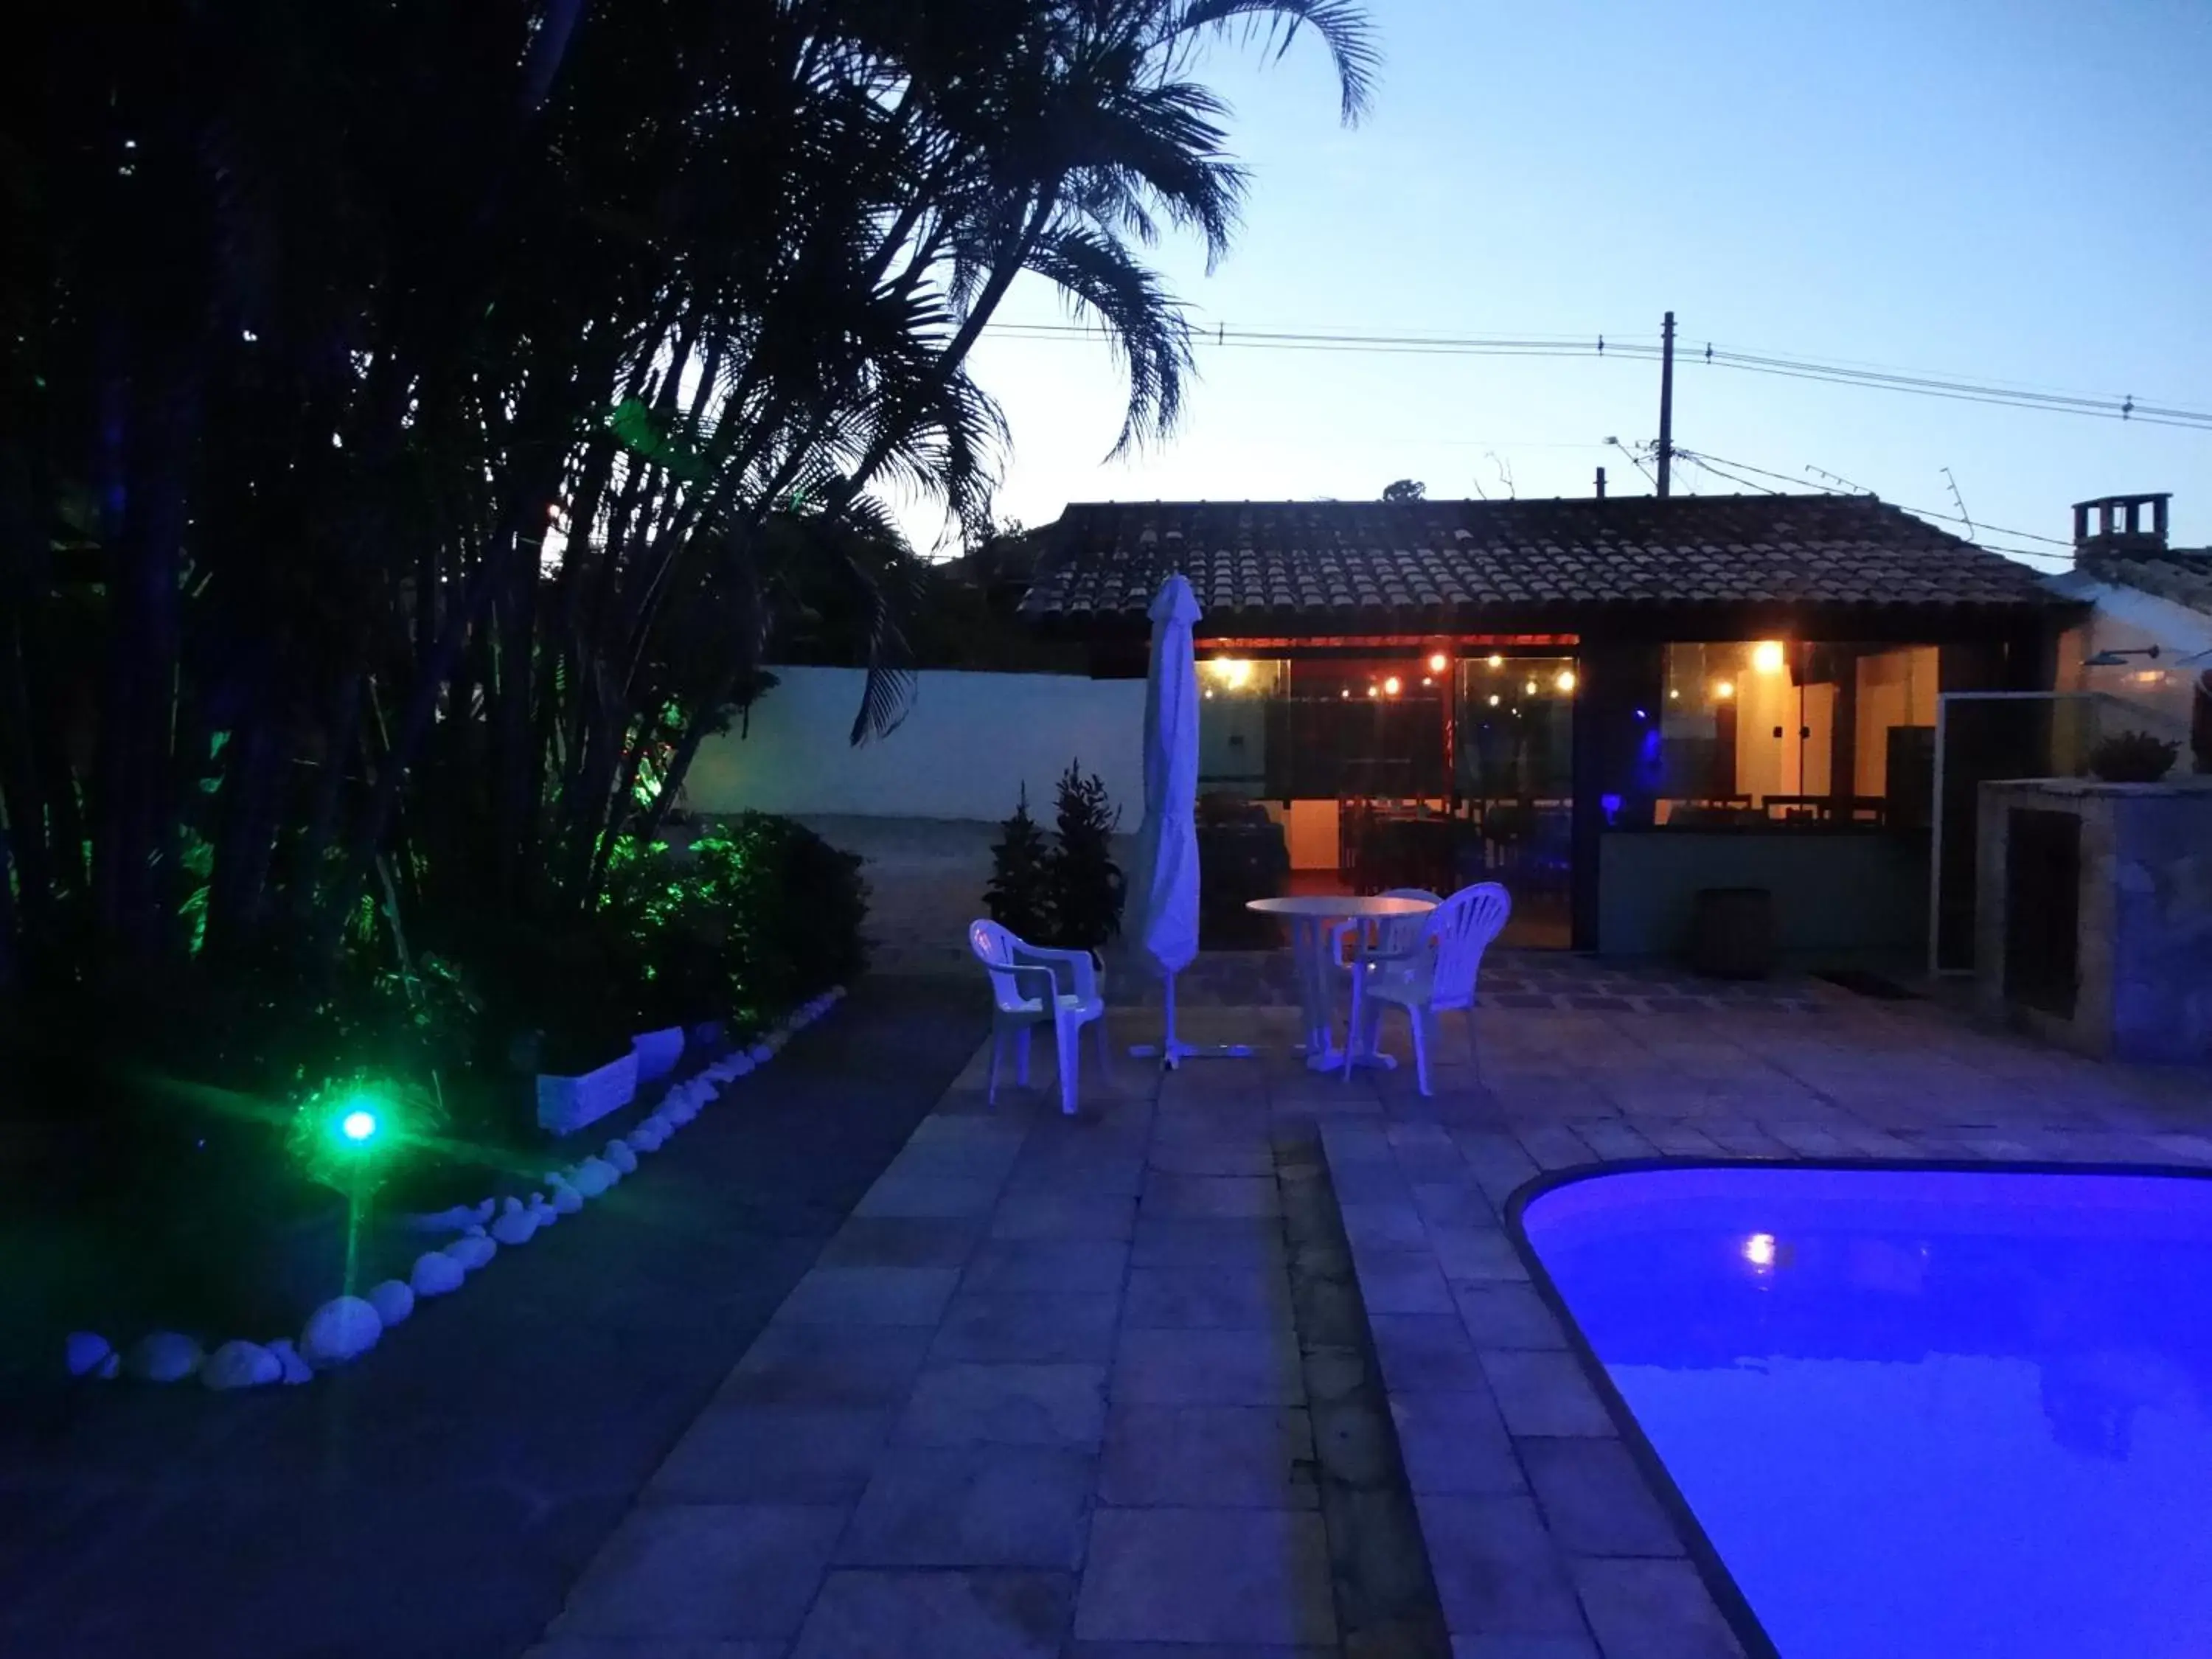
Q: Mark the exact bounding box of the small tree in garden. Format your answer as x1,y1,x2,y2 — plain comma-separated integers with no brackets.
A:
1048,760,1125,953
986,787,1055,942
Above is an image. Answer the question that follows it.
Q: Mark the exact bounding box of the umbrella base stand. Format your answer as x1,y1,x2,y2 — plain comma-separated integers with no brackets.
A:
1127,974,1257,1070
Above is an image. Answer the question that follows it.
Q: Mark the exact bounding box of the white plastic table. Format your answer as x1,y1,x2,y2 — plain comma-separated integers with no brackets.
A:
1247,894,1438,1072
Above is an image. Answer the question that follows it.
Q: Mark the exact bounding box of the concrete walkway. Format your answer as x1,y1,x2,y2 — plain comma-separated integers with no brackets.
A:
533,1015,1369,1658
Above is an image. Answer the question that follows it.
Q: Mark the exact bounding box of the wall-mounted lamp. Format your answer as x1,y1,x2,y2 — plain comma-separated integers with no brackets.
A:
2083,644,2161,669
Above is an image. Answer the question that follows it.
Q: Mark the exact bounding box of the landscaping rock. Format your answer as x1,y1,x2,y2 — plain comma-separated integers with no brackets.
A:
66,1332,114,1379
546,1180,584,1215
571,1156,618,1197
411,1251,466,1296
366,1279,415,1327
202,1340,282,1391
301,1296,383,1368
445,1234,498,1272
490,1207,538,1246
728,1052,755,1076
750,1040,776,1063
526,1193,558,1226
126,1332,204,1383
602,1138,639,1174
268,1338,314,1384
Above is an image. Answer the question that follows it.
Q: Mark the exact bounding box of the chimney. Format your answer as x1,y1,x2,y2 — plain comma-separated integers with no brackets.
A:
2071,493,2170,564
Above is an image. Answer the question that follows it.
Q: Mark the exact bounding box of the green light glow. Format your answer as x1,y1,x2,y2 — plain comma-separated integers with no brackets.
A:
338,1107,380,1143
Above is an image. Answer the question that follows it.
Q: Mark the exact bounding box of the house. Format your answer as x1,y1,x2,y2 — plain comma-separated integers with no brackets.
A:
1022,494,2084,959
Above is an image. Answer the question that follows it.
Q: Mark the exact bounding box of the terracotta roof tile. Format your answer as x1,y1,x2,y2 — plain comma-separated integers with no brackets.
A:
1022,495,2067,629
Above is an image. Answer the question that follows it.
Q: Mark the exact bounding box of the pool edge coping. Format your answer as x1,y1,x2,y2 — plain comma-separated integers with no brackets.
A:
1500,1155,2212,1659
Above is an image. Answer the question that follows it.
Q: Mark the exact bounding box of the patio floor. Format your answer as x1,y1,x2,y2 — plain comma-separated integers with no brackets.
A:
529,964,2212,1659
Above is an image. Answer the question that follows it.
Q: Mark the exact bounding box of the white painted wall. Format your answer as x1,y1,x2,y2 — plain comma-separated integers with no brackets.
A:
685,665,1147,824
2050,573,2212,754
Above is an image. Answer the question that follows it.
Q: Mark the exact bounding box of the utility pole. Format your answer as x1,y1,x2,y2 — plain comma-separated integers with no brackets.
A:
1656,310,1675,498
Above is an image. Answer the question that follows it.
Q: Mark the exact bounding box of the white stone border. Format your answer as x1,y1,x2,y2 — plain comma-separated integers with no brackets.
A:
66,987,847,1390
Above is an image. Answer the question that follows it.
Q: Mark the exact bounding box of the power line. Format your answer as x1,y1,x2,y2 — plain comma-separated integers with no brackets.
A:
981,319,2212,431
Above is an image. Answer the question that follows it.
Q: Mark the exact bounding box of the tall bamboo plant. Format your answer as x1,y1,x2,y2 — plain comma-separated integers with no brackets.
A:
0,0,1377,1024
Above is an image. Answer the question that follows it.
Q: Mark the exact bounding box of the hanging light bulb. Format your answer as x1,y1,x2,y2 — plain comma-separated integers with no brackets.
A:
1555,669,1576,693
1427,651,1449,673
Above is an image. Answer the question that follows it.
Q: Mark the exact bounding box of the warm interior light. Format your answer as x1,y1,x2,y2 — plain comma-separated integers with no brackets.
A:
1366,684,1380,698
1555,669,1576,693
1523,678,1538,695
1206,657,1254,690
1427,651,1449,673
1669,688,1681,700
1487,694,1500,707
1421,676,1433,687
1752,640,1787,675
1714,680,1736,700
1745,1232,1778,1268
1382,675,1402,697
1486,653,1504,669
1340,689,1350,699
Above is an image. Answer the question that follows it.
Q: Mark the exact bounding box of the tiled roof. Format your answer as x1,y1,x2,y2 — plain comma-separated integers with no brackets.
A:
1021,495,2069,630
2083,548,2212,616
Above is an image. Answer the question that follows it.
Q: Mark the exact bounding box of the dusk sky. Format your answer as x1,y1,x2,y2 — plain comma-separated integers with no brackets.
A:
941,0,2212,569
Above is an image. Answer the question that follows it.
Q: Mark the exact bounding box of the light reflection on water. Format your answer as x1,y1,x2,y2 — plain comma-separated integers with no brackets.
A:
1523,1168,2212,1659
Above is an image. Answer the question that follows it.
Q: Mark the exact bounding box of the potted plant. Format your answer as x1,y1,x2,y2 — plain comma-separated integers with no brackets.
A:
2087,729,2180,784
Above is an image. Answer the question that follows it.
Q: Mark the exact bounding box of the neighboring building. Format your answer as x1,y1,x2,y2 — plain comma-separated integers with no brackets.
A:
2046,492,2212,767
1023,494,2082,958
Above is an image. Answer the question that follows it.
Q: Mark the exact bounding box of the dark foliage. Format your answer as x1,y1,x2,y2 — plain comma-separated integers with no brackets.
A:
2087,729,2180,784
1048,759,1124,951
1381,478,1427,501
986,786,1056,941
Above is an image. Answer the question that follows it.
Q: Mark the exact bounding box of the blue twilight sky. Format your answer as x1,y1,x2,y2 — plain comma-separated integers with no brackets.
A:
927,0,2212,569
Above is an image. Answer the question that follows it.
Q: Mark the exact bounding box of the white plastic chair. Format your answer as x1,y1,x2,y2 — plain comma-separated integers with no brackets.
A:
1343,882,1512,1096
1328,888,1441,974
968,919,1111,1116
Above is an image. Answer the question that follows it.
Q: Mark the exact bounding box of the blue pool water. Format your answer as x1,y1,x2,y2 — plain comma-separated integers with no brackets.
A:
1520,1166,2212,1659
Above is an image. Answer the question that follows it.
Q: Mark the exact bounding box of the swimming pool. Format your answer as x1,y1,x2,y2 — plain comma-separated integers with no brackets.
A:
1519,1166,2212,1659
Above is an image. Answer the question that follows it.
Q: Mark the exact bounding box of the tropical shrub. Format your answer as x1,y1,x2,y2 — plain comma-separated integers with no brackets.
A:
1048,760,1125,953
986,787,1056,942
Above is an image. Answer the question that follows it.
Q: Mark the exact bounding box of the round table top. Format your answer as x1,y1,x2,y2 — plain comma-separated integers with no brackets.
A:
1245,894,1438,919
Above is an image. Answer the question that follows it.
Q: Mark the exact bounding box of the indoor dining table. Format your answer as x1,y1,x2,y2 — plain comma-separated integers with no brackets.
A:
1246,892,1439,1071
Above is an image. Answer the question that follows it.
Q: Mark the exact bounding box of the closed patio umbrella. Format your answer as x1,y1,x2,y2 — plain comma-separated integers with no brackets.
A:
1131,574,1248,1068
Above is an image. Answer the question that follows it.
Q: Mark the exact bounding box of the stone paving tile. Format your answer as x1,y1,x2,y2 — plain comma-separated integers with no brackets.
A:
1451,1281,1570,1350
1337,1200,1433,1251
716,1323,937,1408
1130,1215,1288,1269
1520,1438,1685,1558
1478,1351,1616,1439
1571,1558,1745,1659
773,1265,962,1326
1146,1138,1280,1177
1343,1248,1455,1315
1068,1644,1337,1659
1074,1507,1337,1647
1388,1391,1526,1496
1368,1313,1492,1394
964,1239,1133,1295
790,1568,1075,1659
895,1363,1110,1447
1430,1223,1531,1282
837,1445,1096,1568
1413,1492,1587,1640
1098,1405,1318,1510
931,1293,1124,1365
990,1191,1140,1241
553,1503,847,1641
855,1171,1010,1218
1112,1326,1305,1406
1413,1180,1501,1226
643,1405,891,1505
1141,1173,1284,1218
1121,1265,1290,1329
1447,1637,1601,1659
525,1638,784,1659
817,1215,990,1268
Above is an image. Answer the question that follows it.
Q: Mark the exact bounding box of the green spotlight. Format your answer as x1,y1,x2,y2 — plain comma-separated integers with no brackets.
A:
338,1107,380,1144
